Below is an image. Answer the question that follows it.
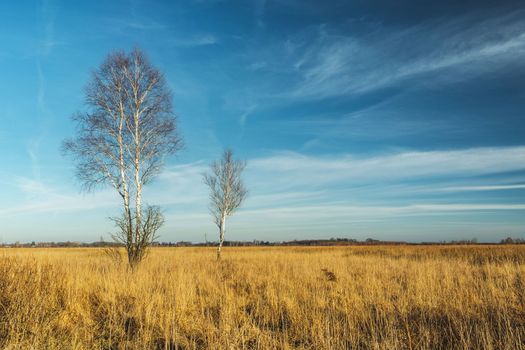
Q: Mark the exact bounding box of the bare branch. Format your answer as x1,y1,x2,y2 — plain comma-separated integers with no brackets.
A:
203,149,247,259
63,48,182,269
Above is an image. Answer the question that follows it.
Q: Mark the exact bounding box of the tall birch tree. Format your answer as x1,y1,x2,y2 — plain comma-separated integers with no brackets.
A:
63,48,181,269
203,149,247,259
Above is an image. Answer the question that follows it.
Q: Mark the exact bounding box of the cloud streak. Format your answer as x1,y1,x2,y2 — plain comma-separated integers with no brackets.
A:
270,9,525,99
249,146,525,189
171,34,218,47
2,145,523,217
0,145,524,242
433,184,525,192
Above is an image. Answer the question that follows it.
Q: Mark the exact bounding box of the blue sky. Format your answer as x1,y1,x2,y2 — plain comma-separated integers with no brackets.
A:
0,0,524,243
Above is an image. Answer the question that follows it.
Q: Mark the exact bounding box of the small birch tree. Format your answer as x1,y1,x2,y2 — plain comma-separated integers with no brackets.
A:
203,149,247,259
63,48,181,269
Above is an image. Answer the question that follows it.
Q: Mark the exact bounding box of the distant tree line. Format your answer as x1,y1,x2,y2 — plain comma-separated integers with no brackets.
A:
3,237,525,248
500,237,525,244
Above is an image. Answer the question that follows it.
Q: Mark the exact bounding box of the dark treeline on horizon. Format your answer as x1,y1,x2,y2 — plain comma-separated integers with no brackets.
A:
1,237,524,248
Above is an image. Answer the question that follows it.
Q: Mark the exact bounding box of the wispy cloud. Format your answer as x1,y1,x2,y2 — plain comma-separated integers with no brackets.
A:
254,0,267,29
32,62,51,186
249,146,525,189
38,0,62,56
263,93,453,149
247,61,267,71
433,184,525,192
236,203,525,221
117,19,166,31
1,145,524,241
266,9,525,99
0,179,118,217
26,145,520,214
166,202,525,236
171,34,218,47
16,177,52,197
239,103,258,126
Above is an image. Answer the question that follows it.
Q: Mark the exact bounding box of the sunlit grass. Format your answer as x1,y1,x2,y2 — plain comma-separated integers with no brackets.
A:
0,246,524,349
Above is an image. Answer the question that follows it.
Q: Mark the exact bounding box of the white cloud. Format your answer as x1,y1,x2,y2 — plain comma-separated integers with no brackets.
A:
278,10,525,98
248,146,525,189
1,146,524,241
236,203,525,222
0,187,118,217
247,61,267,71
4,145,523,216
16,177,52,197
171,34,218,47
433,184,525,192
107,17,167,31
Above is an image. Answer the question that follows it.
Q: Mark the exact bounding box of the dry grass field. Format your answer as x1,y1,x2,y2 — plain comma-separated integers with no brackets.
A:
0,245,524,349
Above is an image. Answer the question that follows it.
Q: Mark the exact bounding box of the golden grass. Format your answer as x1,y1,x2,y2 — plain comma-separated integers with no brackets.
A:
0,245,524,349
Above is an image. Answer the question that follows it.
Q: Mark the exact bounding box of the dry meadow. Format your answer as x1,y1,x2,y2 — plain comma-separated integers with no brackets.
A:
0,245,524,349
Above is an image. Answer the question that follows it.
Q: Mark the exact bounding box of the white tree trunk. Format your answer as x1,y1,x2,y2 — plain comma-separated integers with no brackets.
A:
117,109,133,262
217,215,226,259
135,150,142,247
134,110,142,250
